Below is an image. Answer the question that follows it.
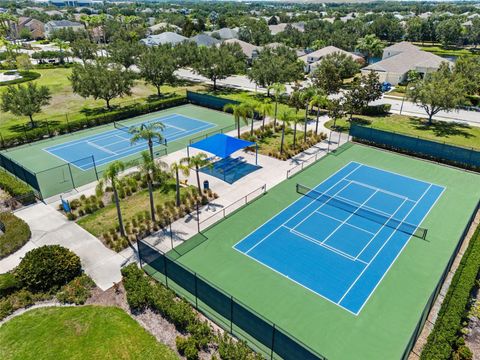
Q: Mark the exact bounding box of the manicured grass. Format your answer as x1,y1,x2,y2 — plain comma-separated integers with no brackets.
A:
164,143,480,360
0,306,178,360
77,182,194,237
325,114,480,150
0,68,206,136
419,45,478,57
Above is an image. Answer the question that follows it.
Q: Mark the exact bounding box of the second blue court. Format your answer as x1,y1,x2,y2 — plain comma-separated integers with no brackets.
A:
44,114,215,170
234,162,445,315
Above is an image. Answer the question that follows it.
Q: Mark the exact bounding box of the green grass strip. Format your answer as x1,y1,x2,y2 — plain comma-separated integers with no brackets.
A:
421,216,480,360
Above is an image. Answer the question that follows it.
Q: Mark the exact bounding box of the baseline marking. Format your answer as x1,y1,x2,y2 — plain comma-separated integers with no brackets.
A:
86,141,117,155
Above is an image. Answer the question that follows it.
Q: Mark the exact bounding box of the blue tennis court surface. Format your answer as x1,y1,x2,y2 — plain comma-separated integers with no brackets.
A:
44,114,215,170
234,162,445,315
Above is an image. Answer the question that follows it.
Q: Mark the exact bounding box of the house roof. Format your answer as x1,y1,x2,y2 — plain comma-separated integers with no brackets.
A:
383,41,420,54
148,22,181,32
223,39,259,58
268,22,305,35
141,32,187,46
209,27,238,40
47,20,83,28
364,49,449,74
189,34,220,47
299,46,363,64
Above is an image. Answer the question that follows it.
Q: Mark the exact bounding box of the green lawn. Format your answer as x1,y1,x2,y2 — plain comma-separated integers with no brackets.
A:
0,306,178,360
325,114,480,150
419,45,478,57
0,68,206,136
156,143,480,360
77,182,194,237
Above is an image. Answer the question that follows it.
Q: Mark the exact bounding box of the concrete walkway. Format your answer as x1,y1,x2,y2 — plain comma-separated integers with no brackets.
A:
0,203,126,290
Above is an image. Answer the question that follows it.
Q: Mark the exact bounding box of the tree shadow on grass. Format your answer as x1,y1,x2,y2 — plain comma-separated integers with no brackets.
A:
409,118,473,139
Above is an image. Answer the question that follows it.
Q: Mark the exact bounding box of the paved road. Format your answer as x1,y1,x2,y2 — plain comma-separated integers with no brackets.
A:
175,69,480,127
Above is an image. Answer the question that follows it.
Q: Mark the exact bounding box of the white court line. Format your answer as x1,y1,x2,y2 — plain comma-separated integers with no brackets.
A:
320,190,379,245
245,177,358,255
315,210,376,236
346,179,416,202
355,184,446,315
337,184,433,305
164,123,186,131
354,197,409,260
287,226,369,265
86,141,117,155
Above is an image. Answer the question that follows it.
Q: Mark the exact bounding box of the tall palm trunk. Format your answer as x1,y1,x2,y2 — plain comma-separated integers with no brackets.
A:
262,111,266,129
147,177,156,222
175,167,181,206
148,138,154,160
195,165,201,194
112,184,125,237
237,118,240,138
280,122,286,154
315,107,320,135
304,103,309,142
250,114,254,135
274,101,278,128
293,122,297,149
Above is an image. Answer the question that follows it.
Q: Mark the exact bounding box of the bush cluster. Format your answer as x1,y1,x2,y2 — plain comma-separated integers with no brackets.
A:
0,289,53,320
0,171,36,205
122,264,213,359
0,212,31,259
359,104,392,116
1,95,187,149
217,332,263,360
15,245,82,292
0,273,21,297
420,226,480,360
56,274,95,305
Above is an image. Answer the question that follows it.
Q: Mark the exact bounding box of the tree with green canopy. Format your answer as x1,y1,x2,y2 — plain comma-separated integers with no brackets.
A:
1,83,51,128
356,34,384,64
129,121,165,161
138,45,178,96
181,153,211,194
170,162,190,207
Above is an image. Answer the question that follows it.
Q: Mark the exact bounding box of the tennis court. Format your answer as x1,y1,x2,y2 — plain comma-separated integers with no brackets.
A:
234,161,444,315
44,114,215,170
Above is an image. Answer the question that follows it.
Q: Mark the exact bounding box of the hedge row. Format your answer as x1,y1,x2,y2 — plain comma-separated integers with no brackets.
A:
1,95,187,149
0,170,35,204
0,71,41,87
420,225,480,360
0,212,31,259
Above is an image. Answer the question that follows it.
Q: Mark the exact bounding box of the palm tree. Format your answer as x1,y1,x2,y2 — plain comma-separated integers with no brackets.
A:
300,87,316,142
181,153,211,193
170,162,190,207
138,151,167,223
356,34,384,64
53,39,69,63
278,109,295,154
310,90,328,135
243,102,256,136
98,161,126,237
269,83,286,129
129,121,165,161
223,103,248,138
257,99,273,130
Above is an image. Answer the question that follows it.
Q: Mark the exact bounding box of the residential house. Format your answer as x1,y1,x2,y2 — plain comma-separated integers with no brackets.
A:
223,39,260,62
189,34,220,47
299,46,363,73
268,22,305,35
18,17,45,39
361,42,450,85
148,22,181,35
140,32,187,46
44,20,84,38
208,27,239,40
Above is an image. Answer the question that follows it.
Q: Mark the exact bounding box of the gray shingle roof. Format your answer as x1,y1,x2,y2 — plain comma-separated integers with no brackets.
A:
141,32,187,46
189,34,220,47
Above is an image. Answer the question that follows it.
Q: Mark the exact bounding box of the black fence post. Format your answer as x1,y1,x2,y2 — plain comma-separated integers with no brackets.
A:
67,163,75,189
164,255,168,287
196,202,200,233
194,273,198,309
169,222,173,250
270,324,276,360
137,237,143,269
91,155,99,180
230,295,234,333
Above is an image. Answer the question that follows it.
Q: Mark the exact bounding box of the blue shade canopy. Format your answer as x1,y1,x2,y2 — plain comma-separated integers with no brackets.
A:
189,134,255,158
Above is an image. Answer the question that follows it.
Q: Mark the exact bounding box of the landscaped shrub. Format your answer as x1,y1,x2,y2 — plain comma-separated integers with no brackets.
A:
420,226,480,360
56,274,95,305
0,212,31,259
0,289,52,320
0,171,35,204
121,263,153,312
359,104,392,116
176,336,199,360
15,245,82,292
217,332,262,360
0,273,21,298
0,71,41,87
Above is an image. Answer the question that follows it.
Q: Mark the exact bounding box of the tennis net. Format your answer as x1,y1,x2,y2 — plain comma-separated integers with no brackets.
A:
296,183,428,239
113,121,167,146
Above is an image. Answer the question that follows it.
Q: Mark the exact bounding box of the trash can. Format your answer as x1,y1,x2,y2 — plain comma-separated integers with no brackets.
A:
203,180,209,191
